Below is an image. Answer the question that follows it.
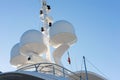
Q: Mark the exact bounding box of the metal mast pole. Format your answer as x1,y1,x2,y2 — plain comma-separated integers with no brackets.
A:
83,56,88,80
40,0,52,62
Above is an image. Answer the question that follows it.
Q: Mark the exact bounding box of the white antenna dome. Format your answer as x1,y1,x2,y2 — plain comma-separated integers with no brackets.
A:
20,29,47,56
10,43,27,67
50,20,77,48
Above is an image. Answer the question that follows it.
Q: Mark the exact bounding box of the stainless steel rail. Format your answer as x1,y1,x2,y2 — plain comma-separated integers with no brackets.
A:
16,63,80,80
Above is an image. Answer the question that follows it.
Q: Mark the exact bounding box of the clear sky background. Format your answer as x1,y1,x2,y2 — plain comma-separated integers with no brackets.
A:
0,0,120,80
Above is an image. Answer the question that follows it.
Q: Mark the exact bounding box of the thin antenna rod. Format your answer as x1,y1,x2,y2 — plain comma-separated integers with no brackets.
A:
83,56,88,80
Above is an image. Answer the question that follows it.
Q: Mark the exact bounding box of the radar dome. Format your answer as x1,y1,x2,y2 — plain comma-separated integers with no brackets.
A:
20,29,47,56
50,20,77,48
10,43,27,67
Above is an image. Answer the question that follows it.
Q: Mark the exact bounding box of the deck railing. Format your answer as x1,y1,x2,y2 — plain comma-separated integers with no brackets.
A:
16,63,81,80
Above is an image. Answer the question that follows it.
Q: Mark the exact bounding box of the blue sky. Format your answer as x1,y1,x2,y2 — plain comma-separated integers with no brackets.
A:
0,0,120,80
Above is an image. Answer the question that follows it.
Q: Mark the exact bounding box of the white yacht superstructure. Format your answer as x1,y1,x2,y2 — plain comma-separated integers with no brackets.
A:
0,0,107,80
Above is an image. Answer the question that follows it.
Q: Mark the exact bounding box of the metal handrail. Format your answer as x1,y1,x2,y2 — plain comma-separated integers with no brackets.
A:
16,63,80,80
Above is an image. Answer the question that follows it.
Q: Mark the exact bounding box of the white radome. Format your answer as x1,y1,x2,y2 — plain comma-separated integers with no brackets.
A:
10,43,27,67
50,20,77,48
20,29,47,56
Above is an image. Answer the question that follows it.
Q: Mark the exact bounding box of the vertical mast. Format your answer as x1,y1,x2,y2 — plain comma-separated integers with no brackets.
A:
83,56,88,80
40,0,52,62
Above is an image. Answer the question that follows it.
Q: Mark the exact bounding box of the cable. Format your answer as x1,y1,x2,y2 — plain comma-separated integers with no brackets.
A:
86,58,109,79
68,51,74,71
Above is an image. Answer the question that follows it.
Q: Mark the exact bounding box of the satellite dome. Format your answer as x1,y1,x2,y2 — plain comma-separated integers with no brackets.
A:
10,43,27,67
20,29,47,56
49,20,77,48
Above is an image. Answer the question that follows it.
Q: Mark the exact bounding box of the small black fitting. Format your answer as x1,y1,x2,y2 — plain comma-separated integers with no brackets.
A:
49,22,52,27
41,27,44,32
28,57,31,61
47,5,51,10
40,10,43,15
